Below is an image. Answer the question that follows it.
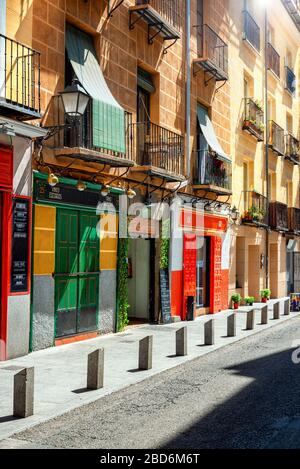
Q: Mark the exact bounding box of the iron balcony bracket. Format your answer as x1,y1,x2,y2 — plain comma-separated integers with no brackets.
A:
148,22,164,44
163,38,178,55
107,0,125,18
129,10,147,30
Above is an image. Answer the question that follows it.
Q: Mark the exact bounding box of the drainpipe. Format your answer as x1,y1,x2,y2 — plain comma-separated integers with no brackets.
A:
264,5,270,289
0,0,6,99
186,0,191,180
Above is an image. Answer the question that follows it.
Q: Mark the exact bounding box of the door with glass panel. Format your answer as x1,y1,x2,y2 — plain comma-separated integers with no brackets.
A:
196,236,211,308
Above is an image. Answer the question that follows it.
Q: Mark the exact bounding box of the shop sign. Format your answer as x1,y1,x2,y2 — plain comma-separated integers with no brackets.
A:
11,197,30,293
160,269,172,324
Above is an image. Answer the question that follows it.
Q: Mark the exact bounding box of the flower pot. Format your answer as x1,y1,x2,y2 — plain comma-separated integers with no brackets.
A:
262,297,268,303
233,302,239,310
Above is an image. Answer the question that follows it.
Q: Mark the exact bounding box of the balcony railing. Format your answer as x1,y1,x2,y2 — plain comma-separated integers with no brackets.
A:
194,151,232,193
243,11,260,52
0,34,41,119
128,121,184,177
269,121,285,156
194,24,228,81
241,191,268,227
285,65,296,95
288,207,300,234
269,201,289,232
285,133,300,164
242,98,264,142
267,43,280,78
135,0,181,30
43,95,133,164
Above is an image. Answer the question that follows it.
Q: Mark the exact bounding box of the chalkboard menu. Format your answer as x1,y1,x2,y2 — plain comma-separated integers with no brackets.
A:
160,268,172,324
11,198,30,293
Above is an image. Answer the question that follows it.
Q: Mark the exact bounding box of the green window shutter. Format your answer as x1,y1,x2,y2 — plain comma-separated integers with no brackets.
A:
66,24,126,154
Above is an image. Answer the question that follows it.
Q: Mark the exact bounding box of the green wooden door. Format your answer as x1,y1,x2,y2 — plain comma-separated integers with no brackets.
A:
55,209,99,338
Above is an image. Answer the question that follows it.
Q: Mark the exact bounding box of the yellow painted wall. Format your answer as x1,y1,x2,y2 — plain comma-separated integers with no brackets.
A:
33,204,56,276
99,213,118,271
6,0,33,46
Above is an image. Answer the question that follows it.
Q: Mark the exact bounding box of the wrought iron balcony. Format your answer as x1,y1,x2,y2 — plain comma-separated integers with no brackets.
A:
285,65,296,95
288,207,300,234
285,133,300,164
129,0,181,51
193,151,232,195
193,24,228,82
242,98,264,142
269,121,285,156
267,43,280,78
0,34,41,120
243,11,260,52
269,201,289,232
128,121,185,180
241,191,268,227
42,95,134,167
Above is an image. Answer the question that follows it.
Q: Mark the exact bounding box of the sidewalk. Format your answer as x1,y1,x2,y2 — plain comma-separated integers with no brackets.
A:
0,298,297,441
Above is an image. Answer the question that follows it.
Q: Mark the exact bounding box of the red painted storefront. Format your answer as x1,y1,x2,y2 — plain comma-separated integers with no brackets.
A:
171,209,229,320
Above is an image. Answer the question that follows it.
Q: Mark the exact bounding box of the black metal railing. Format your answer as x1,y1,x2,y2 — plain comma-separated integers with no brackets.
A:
269,121,285,156
43,95,133,160
0,34,40,116
196,24,228,77
267,43,280,77
242,98,264,141
285,65,296,95
243,11,260,52
194,151,232,191
242,191,268,226
285,133,299,163
135,0,181,29
129,121,184,175
289,207,300,234
269,201,289,231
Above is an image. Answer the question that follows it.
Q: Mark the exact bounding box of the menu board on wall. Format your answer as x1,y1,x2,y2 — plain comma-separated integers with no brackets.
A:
11,197,30,293
160,268,172,324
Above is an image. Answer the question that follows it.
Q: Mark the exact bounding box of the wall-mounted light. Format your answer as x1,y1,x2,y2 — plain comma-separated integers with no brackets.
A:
127,188,137,200
47,171,59,187
60,78,90,119
101,184,110,197
76,180,86,192
230,205,240,223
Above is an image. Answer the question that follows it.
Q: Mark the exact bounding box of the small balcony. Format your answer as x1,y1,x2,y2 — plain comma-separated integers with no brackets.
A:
129,0,181,50
288,207,300,235
267,43,280,78
269,201,289,232
241,191,268,227
0,34,41,120
43,95,134,167
242,98,264,142
285,66,296,96
193,24,228,82
243,11,260,52
129,121,185,181
269,121,285,156
285,133,300,165
193,151,232,195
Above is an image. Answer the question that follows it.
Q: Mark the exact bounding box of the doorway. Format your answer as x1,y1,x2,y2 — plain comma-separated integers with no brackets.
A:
248,245,260,298
128,238,150,323
196,236,211,309
54,209,99,338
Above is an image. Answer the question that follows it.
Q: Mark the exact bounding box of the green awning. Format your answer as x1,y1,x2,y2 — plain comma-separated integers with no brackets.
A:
197,105,231,164
66,25,125,154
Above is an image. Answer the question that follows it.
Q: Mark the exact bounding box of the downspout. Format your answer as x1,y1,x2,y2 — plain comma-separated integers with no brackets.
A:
186,0,191,180
0,0,6,99
264,5,270,289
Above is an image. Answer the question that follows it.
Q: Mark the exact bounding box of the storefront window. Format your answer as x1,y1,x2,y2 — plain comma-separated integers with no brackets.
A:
196,236,210,308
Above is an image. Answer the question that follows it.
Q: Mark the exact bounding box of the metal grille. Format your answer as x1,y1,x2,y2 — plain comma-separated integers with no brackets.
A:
196,24,228,76
269,121,285,156
267,43,280,77
243,10,260,52
194,151,232,191
135,0,182,30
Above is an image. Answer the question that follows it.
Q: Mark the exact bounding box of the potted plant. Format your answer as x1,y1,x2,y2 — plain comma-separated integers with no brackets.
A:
245,296,255,306
232,293,242,310
261,289,271,303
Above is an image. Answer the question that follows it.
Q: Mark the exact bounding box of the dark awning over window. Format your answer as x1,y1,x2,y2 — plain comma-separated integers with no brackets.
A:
66,25,125,154
197,105,231,163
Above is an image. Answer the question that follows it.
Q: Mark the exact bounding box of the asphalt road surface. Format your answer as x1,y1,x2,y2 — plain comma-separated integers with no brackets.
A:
3,316,300,449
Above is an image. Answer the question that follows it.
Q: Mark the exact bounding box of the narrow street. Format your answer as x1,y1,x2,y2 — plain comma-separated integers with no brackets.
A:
2,316,300,449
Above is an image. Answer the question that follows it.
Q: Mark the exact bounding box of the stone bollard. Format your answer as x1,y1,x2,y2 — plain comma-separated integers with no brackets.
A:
284,298,291,316
273,301,280,320
204,319,215,346
261,305,268,325
139,336,153,370
13,367,34,418
87,349,104,390
176,327,187,357
246,309,255,330
227,313,237,337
